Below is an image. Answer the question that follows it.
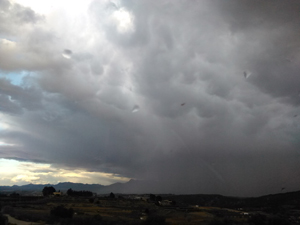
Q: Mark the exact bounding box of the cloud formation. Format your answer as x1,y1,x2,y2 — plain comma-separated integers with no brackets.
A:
0,0,300,196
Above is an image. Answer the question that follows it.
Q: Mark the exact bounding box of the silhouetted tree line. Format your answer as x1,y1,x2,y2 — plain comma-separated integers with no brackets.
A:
9,192,20,197
149,194,169,206
149,194,162,202
67,188,93,197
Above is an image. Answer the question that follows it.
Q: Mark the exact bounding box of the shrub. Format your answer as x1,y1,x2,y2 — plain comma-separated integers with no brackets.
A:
155,196,162,202
0,213,8,225
149,194,156,201
50,205,74,219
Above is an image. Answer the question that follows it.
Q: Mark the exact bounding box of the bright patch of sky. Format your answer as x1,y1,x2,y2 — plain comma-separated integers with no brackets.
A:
0,122,9,131
11,0,93,16
112,7,135,33
0,70,28,86
0,142,15,146
0,159,130,186
0,36,17,43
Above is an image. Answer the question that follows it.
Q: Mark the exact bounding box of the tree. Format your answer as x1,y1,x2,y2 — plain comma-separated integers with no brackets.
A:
109,192,115,198
156,195,162,202
67,188,73,196
149,194,156,201
42,186,56,196
66,188,93,197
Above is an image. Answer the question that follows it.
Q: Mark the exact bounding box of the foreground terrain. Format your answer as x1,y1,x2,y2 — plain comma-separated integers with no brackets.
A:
0,191,299,224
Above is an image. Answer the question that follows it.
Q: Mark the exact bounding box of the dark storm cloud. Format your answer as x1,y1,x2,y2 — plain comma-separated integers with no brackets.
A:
213,0,300,103
1,0,300,196
0,78,42,110
0,94,22,114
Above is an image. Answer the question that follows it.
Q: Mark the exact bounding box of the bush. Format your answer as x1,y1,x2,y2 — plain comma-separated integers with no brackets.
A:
0,213,8,225
155,196,162,202
50,205,74,219
149,194,156,201
67,188,93,197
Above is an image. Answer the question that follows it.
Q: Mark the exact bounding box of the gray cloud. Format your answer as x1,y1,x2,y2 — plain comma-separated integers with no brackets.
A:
0,0,299,196
213,0,300,102
0,0,42,36
0,94,22,114
0,78,42,110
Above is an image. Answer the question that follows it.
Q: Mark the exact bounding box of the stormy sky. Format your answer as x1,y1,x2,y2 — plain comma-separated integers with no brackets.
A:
0,0,300,197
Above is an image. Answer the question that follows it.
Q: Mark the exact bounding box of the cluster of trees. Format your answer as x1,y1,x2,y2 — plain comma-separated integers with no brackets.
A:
42,186,95,197
9,192,20,197
66,188,93,197
149,194,162,202
42,186,56,196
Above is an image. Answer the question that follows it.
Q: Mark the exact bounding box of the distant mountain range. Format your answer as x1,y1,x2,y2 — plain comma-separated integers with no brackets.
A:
1,180,299,204
0,179,164,194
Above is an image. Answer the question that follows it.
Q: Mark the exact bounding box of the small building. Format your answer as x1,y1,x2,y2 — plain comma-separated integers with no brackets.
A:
159,200,173,206
53,192,62,196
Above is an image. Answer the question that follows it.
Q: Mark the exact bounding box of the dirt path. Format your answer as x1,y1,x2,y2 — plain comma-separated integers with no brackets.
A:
4,214,42,225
